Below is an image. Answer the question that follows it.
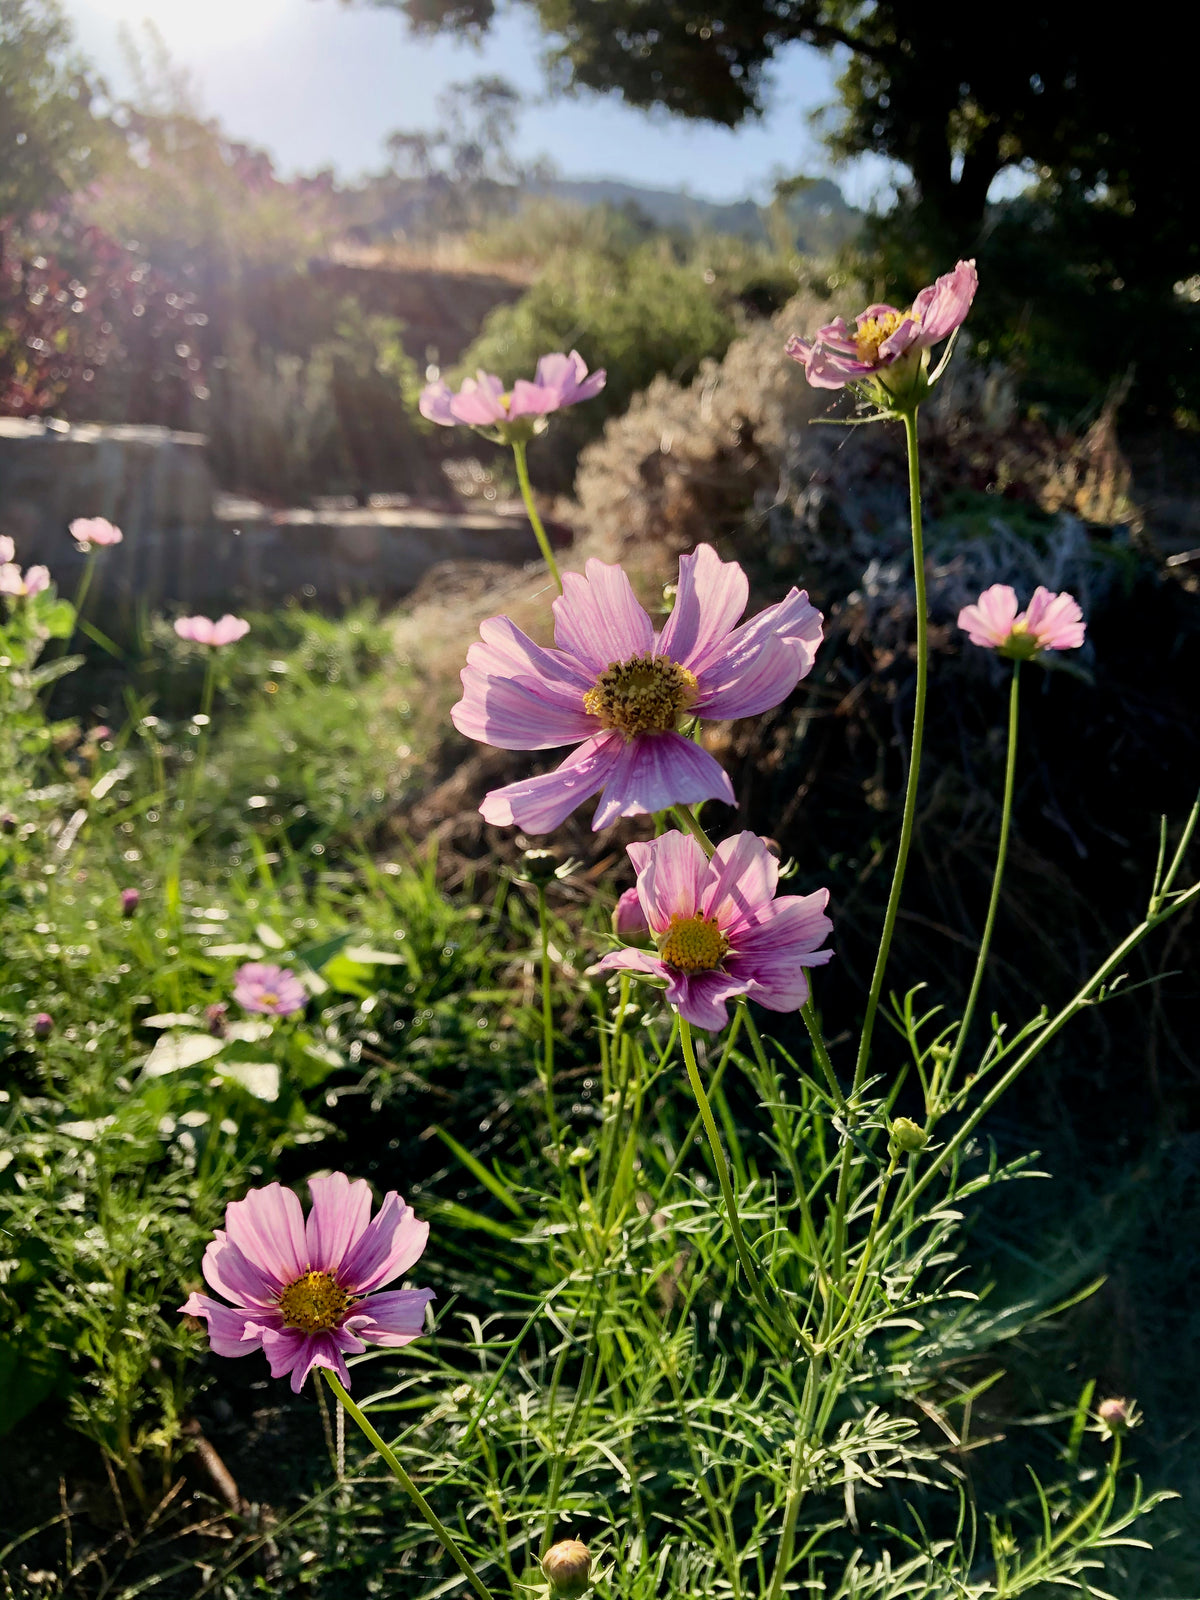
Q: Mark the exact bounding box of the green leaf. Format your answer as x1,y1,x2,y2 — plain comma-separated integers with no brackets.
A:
433,1126,527,1218
28,653,85,687
36,599,76,639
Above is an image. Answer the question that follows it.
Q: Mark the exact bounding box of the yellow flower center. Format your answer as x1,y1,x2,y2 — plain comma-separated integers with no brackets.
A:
259,991,279,1007
583,655,698,738
278,1270,352,1333
657,914,729,973
855,308,913,365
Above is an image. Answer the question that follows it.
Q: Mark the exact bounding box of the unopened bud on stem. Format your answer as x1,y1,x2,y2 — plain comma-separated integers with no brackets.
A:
890,1117,928,1154
542,1539,591,1597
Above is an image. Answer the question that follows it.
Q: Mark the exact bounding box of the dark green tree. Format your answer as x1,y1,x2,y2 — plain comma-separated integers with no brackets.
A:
0,0,102,221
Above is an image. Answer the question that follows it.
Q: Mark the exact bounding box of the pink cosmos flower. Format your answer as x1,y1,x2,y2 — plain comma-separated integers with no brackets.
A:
419,350,605,428
0,563,50,597
957,584,1086,658
598,831,832,1031
174,614,251,646
0,537,14,564
70,517,123,549
234,962,307,1017
454,543,823,833
179,1174,435,1393
786,260,978,391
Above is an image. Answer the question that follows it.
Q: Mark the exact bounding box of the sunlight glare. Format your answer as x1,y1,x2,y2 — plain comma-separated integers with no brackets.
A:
86,0,292,52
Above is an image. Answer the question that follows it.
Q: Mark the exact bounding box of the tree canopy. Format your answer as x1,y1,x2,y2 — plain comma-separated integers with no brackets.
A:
0,0,101,221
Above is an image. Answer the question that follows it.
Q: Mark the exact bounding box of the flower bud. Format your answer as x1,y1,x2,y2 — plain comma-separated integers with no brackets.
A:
542,1539,591,1598
33,1012,53,1040
520,849,560,886
449,1382,473,1409
1098,1396,1133,1432
567,1144,592,1169
205,1002,228,1038
890,1117,928,1154
612,887,649,940
121,887,140,917
0,811,16,835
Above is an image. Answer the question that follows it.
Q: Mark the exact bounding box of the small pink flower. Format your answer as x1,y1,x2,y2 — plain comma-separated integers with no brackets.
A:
121,887,140,916
70,517,123,549
234,962,306,1017
174,614,251,646
454,543,823,833
33,1011,53,1039
179,1174,435,1393
787,260,978,392
420,351,605,429
598,831,833,1031
957,584,1086,658
0,537,14,564
0,563,50,597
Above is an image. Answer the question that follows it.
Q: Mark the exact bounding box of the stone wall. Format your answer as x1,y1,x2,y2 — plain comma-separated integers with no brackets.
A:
0,418,551,614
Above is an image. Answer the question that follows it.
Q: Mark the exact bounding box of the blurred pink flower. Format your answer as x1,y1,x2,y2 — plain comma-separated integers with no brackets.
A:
174,614,251,646
33,1011,53,1039
70,517,123,549
420,351,605,429
121,887,140,916
234,962,306,1017
957,584,1086,658
180,1174,435,1393
454,543,822,833
598,831,833,1031
0,537,14,564
0,563,50,597
786,259,978,391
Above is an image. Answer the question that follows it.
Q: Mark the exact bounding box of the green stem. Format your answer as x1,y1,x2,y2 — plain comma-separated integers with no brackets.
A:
679,1017,775,1328
799,994,844,1110
511,436,562,592
323,1371,494,1600
63,550,96,658
536,885,561,1147
829,1152,898,1341
672,802,716,856
188,650,218,811
853,405,928,1090
944,660,1021,1098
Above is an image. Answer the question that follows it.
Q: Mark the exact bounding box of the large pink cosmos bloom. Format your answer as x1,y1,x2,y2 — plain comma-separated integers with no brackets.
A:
0,563,50,597
786,260,978,390
419,350,605,428
957,584,1086,658
598,831,832,1031
180,1174,435,1393
70,517,123,549
234,961,307,1017
174,614,251,646
453,543,823,833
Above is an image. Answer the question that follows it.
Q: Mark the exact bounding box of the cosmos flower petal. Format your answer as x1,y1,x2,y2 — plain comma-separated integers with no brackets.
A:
1022,586,1086,650
479,733,626,832
634,828,707,930
223,1182,311,1286
418,380,457,425
180,1293,279,1357
657,543,749,671
306,1173,375,1275
590,733,735,830
700,832,780,929
339,1191,429,1294
911,259,978,347
664,968,750,1031
345,1288,436,1346
448,372,508,426
202,1230,285,1306
553,560,654,672
595,947,665,979
696,589,822,717
957,585,1020,649
452,665,596,748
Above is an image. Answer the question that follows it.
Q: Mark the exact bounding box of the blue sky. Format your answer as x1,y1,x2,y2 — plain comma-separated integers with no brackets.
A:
62,0,904,207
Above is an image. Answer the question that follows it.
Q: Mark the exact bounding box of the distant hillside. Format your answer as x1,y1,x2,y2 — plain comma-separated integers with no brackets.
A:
541,175,858,252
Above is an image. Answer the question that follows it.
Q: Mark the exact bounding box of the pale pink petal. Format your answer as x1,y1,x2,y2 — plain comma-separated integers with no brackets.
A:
730,891,834,1012
803,346,873,388
631,829,707,931
448,372,508,426
664,968,748,1031
452,630,596,748
958,585,1019,649
590,732,735,830
338,1191,429,1294
223,1182,310,1285
418,381,457,425
695,589,822,717
911,259,978,347
174,616,206,643
259,1325,362,1393
209,615,250,646
478,732,625,832
595,947,665,979
23,566,50,596
552,561,654,673
70,517,122,547
471,616,593,693
202,1230,285,1306
0,537,14,564
1022,587,1086,650
180,1293,278,1357
876,317,922,361
0,563,23,596
613,886,650,938
306,1173,374,1275
657,543,749,672
700,832,780,931
345,1287,436,1346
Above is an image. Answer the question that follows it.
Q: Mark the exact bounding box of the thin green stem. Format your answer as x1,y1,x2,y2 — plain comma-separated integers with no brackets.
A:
323,1371,494,1600
944,660,1021,1097
188,651,219,811
679,1017,775,1328
672,802,716,856
829,1152,898,1341
63,550,96,659
799,995,845,1110
853,405,928,1090
536,885,561,1147
511,436,562,592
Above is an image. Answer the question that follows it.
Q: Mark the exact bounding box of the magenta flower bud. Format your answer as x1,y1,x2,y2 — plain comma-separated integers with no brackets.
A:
121,887,140,916
205,1002,229,1038
612,887,650,940
33,1012,53,1039
0,811,16,835
542,1540,591,1598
